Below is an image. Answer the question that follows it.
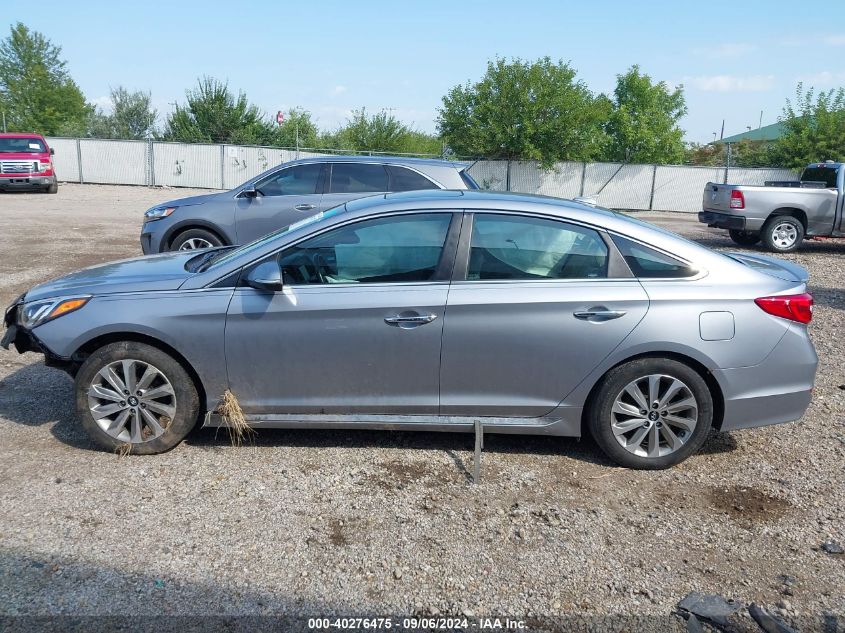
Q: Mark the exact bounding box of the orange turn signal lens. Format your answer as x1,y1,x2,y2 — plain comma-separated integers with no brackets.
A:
48,298,89,319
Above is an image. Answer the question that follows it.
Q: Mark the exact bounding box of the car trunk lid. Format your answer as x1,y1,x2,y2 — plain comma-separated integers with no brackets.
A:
726,252,809,282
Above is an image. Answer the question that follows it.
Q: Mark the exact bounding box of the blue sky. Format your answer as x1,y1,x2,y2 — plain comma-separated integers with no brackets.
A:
5,0,844,143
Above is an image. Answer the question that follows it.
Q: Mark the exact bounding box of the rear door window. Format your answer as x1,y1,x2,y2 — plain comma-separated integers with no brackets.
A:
330,163,389,194
467,214,609,280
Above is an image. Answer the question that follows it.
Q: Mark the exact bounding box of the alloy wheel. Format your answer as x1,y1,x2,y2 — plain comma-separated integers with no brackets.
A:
87,359,177,443
178,238,213,250
610,374,698,458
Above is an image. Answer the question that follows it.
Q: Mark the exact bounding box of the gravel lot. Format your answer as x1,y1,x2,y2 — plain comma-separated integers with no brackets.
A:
0,184,843,630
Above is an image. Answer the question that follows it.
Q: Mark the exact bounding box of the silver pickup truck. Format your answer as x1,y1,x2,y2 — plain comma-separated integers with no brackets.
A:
699,161,844,252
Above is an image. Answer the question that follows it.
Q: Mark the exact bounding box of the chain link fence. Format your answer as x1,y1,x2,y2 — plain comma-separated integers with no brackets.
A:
46,137,799,213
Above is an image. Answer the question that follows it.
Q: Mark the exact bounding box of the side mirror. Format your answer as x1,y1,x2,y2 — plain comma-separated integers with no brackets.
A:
49,147,55,155
245,261,283,291
241,185,259,198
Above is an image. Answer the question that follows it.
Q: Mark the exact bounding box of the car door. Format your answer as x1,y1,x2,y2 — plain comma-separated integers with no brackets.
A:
225,211,460,415
439,212,649,418
318,162,390,210
234,162,326,243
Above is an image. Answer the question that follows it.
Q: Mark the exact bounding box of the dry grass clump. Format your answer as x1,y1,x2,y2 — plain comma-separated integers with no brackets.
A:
114,442,132,458
215,389,255,447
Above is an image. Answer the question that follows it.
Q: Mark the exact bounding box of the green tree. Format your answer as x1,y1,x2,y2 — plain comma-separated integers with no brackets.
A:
606,65,686,164
271,107,319,148
437,57,609,166
769,83,845,168
162,77,273,144
323,108,441,156
88,86,157,139
0,22,90,135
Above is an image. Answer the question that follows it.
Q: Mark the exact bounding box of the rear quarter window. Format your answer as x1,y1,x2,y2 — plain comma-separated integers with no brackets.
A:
612,235,697,278
387,165,438,191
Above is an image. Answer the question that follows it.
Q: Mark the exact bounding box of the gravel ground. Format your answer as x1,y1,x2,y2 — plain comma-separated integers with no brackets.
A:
0,185,843,630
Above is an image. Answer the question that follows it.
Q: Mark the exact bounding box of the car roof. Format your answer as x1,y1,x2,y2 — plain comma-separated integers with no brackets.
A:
0,132,47,139
288,155,467,170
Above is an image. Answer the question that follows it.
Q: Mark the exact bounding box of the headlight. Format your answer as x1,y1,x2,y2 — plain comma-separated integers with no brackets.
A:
144,206,176,221
18,296,90,329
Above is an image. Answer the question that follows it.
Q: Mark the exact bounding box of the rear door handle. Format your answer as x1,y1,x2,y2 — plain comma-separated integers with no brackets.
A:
573,310,627,321
384,313,438,326
294,204,316,211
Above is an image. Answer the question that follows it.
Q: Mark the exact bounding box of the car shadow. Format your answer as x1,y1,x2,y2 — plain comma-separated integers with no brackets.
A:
0,547,342,629
807,285,845,311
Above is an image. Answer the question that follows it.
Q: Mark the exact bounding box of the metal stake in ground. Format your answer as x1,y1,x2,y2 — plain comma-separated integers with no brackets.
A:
473,420,484,483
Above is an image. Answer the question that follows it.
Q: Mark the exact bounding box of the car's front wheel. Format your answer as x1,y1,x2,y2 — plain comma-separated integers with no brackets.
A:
587,358,713,469
170,228,223,252
75,341,200,454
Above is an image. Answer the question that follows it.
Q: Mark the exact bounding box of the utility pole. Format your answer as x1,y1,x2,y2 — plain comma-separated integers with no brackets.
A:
1,111,5,133
759,111,763,130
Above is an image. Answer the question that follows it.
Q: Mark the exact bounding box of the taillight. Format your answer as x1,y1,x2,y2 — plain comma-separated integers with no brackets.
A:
730,190,745,209
755,293,813,324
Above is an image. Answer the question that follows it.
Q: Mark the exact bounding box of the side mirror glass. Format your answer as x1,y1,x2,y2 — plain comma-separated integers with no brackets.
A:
245,261,283,291
241,185,259,198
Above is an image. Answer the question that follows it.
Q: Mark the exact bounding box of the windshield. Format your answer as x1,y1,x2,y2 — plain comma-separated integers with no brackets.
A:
0,137,46,153
800,166,839,188
200,205,348,272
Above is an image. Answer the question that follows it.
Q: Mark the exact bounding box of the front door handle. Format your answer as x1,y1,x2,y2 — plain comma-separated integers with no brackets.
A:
384,313,438,327
573,309,627,321
295,204,317,211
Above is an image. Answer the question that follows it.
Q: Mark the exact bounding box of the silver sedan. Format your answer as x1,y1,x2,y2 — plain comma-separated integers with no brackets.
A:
2,190,818,468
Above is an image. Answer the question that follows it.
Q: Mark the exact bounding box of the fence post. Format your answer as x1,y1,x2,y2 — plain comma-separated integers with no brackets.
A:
505,160,511,192
148,140,156,186
579,162,587,196
219,145,225,189
648,164,657,211
75,138,84,184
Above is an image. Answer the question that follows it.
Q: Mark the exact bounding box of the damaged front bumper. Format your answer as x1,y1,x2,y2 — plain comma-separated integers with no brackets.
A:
1,296,70,369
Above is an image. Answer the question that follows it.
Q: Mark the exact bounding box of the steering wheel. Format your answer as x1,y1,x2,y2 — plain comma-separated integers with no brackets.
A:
311,252,330,284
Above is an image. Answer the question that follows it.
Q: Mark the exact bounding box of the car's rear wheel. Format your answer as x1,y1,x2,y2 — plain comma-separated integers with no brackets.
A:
761,216,803,253
587,358,713,469
170,228,222,252
75,341,200,454
728,229,760,246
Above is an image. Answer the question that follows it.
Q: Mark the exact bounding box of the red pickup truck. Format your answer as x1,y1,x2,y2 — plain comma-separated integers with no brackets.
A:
0,133,58,193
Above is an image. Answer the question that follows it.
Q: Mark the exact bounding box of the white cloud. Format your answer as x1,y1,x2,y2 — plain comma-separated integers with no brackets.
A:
90,95,112,112
684,74,775,92
797,71,845,86
693,43,756,59
824,35,845,46
329,85,347,97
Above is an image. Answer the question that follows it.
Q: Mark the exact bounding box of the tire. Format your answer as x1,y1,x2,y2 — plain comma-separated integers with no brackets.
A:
587,358,713,470
170,228,223,252
761,216,803,253
46,182,58,194
728,229,760,247
75,341,200,455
